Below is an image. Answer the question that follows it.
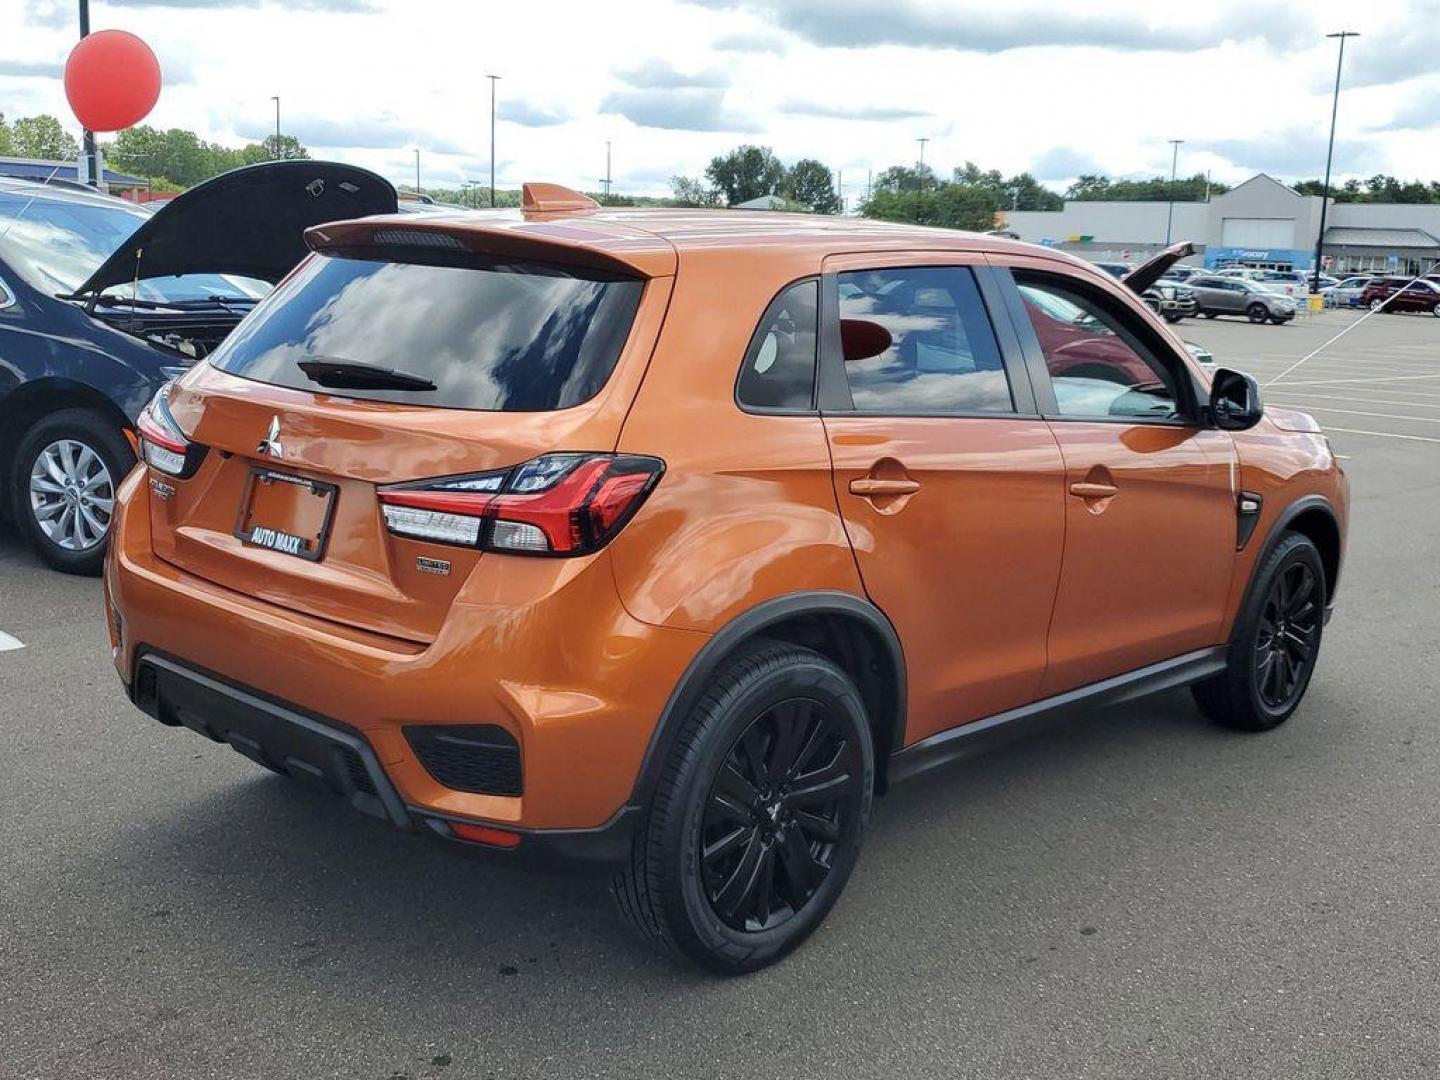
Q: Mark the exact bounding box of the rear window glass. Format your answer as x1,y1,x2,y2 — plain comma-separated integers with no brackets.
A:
210,254,644,411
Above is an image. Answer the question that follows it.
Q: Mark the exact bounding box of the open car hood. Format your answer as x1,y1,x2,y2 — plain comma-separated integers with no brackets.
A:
74,161,397,297
1122,240,1195,294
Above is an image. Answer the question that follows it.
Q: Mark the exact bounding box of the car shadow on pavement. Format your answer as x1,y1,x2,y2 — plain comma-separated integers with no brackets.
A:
127,687,1239,988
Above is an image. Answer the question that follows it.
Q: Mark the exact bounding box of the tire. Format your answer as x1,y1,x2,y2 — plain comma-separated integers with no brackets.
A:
1247,303,1268,323
611,639,874,973
1193,532,1326,732
1431,306,1440,318
1202,312,1218,319
1369,298,1385,312
1164,313,1184,323
1269,315,1287,324
10,408,134,576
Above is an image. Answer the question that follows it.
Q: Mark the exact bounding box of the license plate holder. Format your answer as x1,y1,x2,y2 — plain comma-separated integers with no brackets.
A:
233,467,338,562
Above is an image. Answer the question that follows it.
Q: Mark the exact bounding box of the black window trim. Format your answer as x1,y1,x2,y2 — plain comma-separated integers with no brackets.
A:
992,265,1206,428
734,274,822,417
815,261,1039,420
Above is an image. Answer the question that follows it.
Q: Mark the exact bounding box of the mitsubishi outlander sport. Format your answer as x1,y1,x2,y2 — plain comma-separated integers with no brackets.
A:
105,184,1348,972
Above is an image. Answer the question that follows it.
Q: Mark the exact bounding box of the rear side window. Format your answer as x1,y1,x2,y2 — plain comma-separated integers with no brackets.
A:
835,266,1012,414
736,279,818,410
211,254,644,411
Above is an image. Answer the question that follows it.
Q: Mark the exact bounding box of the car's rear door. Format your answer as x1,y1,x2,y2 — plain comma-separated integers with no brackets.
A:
818,252,1065,744
990,256,1237,695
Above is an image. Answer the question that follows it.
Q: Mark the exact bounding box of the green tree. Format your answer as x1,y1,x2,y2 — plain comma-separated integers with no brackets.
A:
0,113,11,156
10,114,80,161
705,144,786,205
873,163,937,193
861,183,1000,231
784,158,841,213
1067,172,1223,202
668,175,724,207
242,134,310,164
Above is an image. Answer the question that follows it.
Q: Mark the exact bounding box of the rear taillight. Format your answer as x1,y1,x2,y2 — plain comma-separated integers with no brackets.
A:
136,382,206,479
378,452,663,556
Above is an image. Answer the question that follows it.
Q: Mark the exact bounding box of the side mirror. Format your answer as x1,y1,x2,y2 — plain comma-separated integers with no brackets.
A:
1209,367,1264,430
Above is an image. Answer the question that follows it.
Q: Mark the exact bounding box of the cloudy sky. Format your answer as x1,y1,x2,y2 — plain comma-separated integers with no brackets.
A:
3,0,1438,201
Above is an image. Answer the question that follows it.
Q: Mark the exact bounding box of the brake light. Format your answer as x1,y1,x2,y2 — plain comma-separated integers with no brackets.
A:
378,453,663,556
136,382,206,478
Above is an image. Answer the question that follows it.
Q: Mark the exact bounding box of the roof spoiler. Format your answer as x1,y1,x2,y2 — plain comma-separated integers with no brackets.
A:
522,182,599,214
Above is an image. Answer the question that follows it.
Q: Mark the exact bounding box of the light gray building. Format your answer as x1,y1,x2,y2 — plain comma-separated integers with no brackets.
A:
1005,173,1440,276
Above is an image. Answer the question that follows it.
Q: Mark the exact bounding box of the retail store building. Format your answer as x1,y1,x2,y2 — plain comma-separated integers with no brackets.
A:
1005,173,1440,276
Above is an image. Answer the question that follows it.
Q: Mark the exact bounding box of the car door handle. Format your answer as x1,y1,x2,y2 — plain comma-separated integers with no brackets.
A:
1069,482,1119,499
850,478,920,496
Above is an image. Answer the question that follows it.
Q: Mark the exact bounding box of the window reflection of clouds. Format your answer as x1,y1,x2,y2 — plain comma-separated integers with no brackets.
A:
838,266,1011,414
212,256,639,411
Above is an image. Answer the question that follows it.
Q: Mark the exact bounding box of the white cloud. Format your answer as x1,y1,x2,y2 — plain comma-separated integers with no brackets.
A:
1,0,1434,197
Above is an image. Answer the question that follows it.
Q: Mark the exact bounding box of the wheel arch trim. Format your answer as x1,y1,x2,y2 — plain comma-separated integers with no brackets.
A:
1236,493,1342,628
628,590,907,804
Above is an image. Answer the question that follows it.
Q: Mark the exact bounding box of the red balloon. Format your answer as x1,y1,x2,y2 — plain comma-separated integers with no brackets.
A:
64,30,162,133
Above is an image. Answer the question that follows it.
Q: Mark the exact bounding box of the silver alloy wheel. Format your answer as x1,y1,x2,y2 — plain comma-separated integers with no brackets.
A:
28,438,115,551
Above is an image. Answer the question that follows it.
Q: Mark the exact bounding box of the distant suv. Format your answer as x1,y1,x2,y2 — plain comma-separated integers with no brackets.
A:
1188,275,1297,323
1360,276,1440,315
106,186,1348,972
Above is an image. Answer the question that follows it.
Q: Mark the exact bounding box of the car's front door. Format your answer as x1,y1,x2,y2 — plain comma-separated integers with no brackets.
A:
818,254,1066,744
994,259,1238,695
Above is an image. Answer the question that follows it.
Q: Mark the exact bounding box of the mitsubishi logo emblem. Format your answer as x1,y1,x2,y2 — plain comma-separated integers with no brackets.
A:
257,416,284,459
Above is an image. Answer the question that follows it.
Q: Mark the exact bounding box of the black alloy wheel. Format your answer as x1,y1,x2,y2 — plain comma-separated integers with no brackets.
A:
700,697,858,932
1192,531,1326,732
1253,561,1321,711
611,639,874,973
1247,303,1268,323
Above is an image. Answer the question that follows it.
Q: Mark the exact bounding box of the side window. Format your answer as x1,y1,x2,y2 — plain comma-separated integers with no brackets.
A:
1015,275,1182,422
835,265,1012,414
736,279,819,410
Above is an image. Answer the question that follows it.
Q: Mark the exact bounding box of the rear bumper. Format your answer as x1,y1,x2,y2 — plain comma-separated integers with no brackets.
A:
130,649,641,871
105,467,703,842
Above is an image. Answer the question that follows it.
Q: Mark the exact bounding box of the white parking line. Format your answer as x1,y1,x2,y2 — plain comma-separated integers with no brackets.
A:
1273,404,1440,425
0,630,24,652
1270,373,1440,388
1268,390,1440,410
1323,426,1440,444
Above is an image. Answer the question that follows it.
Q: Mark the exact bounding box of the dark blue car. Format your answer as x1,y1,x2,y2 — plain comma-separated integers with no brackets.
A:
0,162,395,573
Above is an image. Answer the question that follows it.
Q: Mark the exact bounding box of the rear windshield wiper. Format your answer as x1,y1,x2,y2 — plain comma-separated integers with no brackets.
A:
297,356,437,392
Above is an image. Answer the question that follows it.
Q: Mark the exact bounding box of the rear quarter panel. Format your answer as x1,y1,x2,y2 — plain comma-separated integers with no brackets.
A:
610,247,864,632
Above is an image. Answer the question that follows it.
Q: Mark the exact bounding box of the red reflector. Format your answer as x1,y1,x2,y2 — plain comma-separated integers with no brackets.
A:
448,821,523,848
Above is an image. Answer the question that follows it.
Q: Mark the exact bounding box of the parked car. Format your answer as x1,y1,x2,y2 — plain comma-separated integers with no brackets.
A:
1322,276,1373,307
1161,266,1207,283
1188,275,1297,323
1142,279,1198,322
1089,260,1132,279
0,162,396,573
1360,276,1440,315
1256,270,1311,299
106,185,1348,972
1183,340,1215,366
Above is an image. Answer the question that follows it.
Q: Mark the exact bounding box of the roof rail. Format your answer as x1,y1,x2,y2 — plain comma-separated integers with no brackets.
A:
522,182,599,214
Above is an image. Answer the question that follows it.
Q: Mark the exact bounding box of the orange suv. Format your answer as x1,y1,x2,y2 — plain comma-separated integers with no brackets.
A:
106,185,1348,972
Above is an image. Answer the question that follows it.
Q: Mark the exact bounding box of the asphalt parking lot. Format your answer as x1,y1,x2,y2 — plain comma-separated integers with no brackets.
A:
2,307,1437,1080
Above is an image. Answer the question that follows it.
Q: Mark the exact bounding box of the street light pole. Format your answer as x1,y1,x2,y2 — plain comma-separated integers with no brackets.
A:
605,140,612,199
487,74,500,207
1164,138,1184,245
270,96,280,157
414,148,421,196
1313,30,1360,293
78,0,98,186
